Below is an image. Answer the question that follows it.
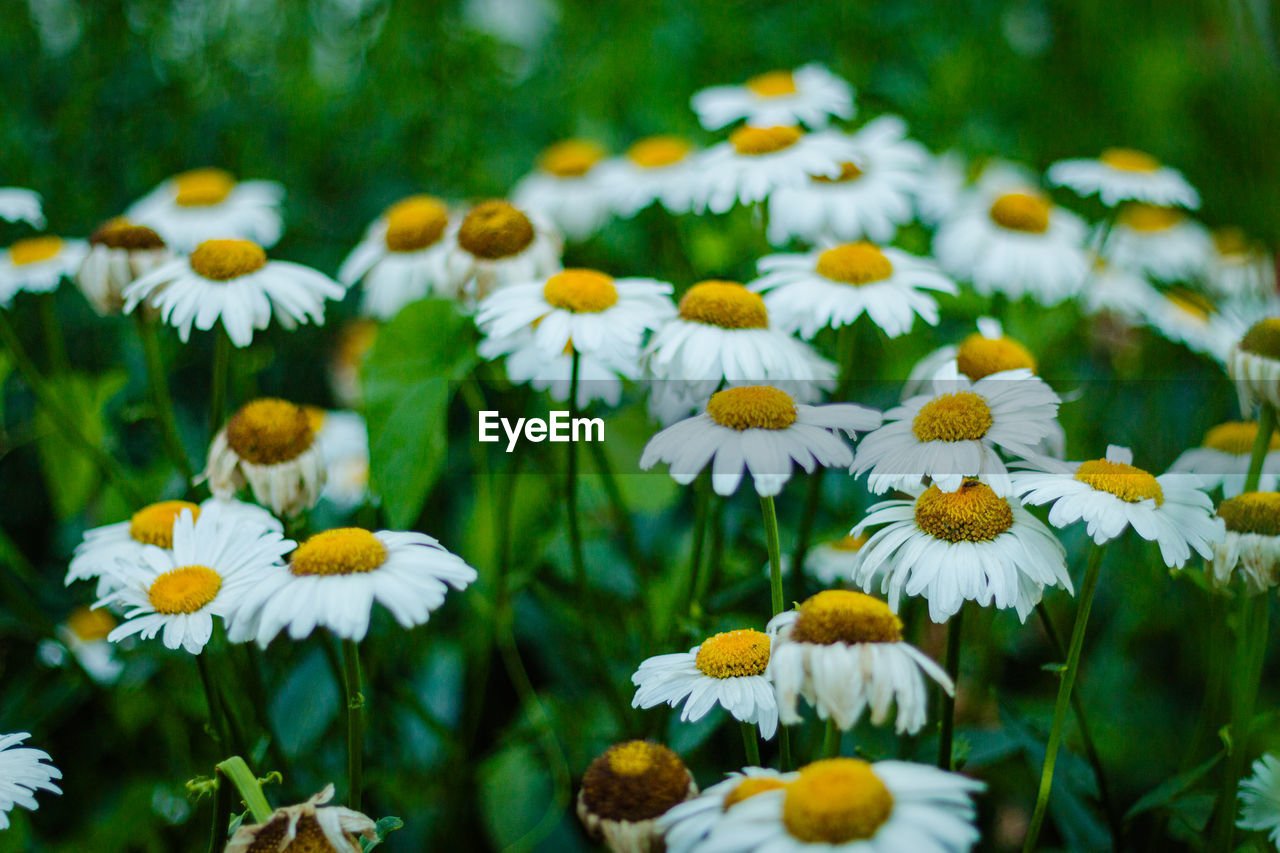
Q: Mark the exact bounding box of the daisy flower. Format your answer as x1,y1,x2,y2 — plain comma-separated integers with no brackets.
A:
309,408,370,511
690,65,854,130
690,127,858,214
480,327,637,408
852,366,1061,496
750,241,955,339
766,115,927,246
632,628,779,738
1207,491,1280,594
228,527,477,645
205,398,328,517
475,267,674,363
1079,256,1162,321
1229,318,1280,413
511,139,612,240
657,768,797,853
598,135,700,216
1103,203,1212,282
577,741,698,853
1012,445,1224,567
1170,421,1280,497
337,195,456,318
0,187,43,227
804,533,869,586
444,199,562,301
224,784,376,853
96,504,294,654
697,757,982,853
328,319,378,409
125,167,284,251
75,218,173,316
0,235,88,304
1141,290,1242,365
0,733,61,831
39,606,124,685
767,590,952,732
1238,753,1280,847
915,156,1037,227
122,238,343,347
902,317,1037,398
933,189,1089,304
853,480,1072,623
1047,148,1200,209
1205,228,1277,301
640,385,881,497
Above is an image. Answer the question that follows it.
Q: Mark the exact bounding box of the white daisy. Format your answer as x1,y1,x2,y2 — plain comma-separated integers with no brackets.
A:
640,385,881,497
1170,421,1280,497
853,480,1072,623
750,241,954,339
1011,445,1225,568
767,115,927,246
224,784,376,853
804,533,869,586
690,65,854,130
511,139,612,240
1229,317,1280,413
852,365,1061,496
632,628,779,738
0,732,61,831
309,408,370,512
1080,256,1163,321
75,219,172,315
0,235,88,304
657,768,797,853
444,199,563,302
337,195,456,319
205,398,328,517
767,590,952,733
1205,228,1277,301
125,168,284,251
122,238,343,347
96,503,294,654
1102,203,1213,283
0,188,44,228
1047,148,1200,209
1209,492,1280,594
1238,753,1280,847
690,127,858,214
578,741,697,853
1141,290,1242,364
915,156,1038,227
597,135,700,216
902,317,1037,398
228,527,477,645
39,607,124,685
480,327,636,408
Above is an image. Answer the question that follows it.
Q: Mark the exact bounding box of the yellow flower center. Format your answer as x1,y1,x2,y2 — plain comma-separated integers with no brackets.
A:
1074,458,1164,505
580,741,690,822
129,500,202,547
9,236,64,266
746,70,798,97
335,319,378,372
677,280,769,329
1240,318,1280,360
730,126,803,156
226,398,315,465
1213,227,1251,257
189,239,268,281
173,168,235,207
955,334,1036,381
1100,148,1161,172
828,532,868,552
812,161,863,183
694,629,771,678
911,391,994,442
1217,492,1280,536
538,139,606,177
66,606,116,642
303,405,327,435
783,759,894,844
1118,203,1182,233
1203,421,1280,455
815,242,894,285
627,135,692,169
457,200,535,261
382,195,448,252
791,590,902,645
914,481,1015,542
706,385,797,430
290,528,388,577
243,813,348,853
988,193,1051,233
148,565,222,614
90,218,166,250
723,778,787,810
543,268,619,313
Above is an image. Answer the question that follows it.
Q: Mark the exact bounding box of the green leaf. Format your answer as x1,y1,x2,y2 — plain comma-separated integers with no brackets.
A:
35,370,128,519
1125,750,1224,821
477,740,554,849
362,816,405,851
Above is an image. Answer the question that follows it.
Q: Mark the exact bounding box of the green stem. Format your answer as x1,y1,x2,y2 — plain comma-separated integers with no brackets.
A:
566,349,586,587
822,719,841,759
209,330,231,437
741,721,761,766
939,606,964,770
341,638,365,811
761,495,784,616
586,438,644,576
684,475,710,622
135,313,193,482
38,292,68,375
206,764,233,853
215,756,274,824
196,652,231,749
1245,404,1275,491
1023,543,1106,853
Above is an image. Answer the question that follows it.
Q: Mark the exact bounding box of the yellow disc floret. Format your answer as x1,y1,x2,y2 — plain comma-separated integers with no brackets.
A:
915,481,1015,542
730,126,803,156
148,565,222,614
955,333,1036,380
66,606,116,642
783,759,894,844
828,532,868,552
1203,421,1280,455
722,777,787,810
9,236,64,266
580,741,690,822
129,500,201,547
988,193,1051,233
911,391,994,442
1074,458,1164,505
1240,318,1280,360
189,239,268,281
677,281,768,329
790,590,902,645
383,195,448,252
1213,227,1251,258
173,168,235,207
627,136,692,169
812,161,863,183
1118,203,1182,233
746,70,798,97
90,218,166,250
694,629,771,678
815,243,894,285
1100,148,1161,172
539,139,606,177
457,200,535,260
290,528,388,577
706,386,797,430
543,269,619,313
225,398,315,465
1217,492,1280,536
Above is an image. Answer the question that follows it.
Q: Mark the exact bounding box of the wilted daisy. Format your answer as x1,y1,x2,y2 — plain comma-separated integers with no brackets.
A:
122,238,343,347
632,628,779,738
1205,228,1277,301
804,533,868,586
598,135,700,216
224,784,376,853
125,167,284,251
1229,318,1280,413
852,366,1061,496
444,199,562,301
577,741,697,853
480,328,637,408
933,189,1088,304
750,242,955,339
205,398,327,516
657,768,796,853
512,139,612,240
1103,203,1212,282
0,235,88,303
75,218,172,315
767,115,927,246
698,757,982,853
229,527,477,645
38,607,123,685
0,732,61,831
767,590,951,733
328,319,378,409
309,409,371,511
1238,753,1280,847
1012,445,1224,567
338,195,456,318
640,385,880,497
1208,492,1280,594
96,503,293,654
691,127,857,214
1170,421,1280,497
1047,148,1200,209
854,480,1071,622
690,65,854,130
0,187,43,227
